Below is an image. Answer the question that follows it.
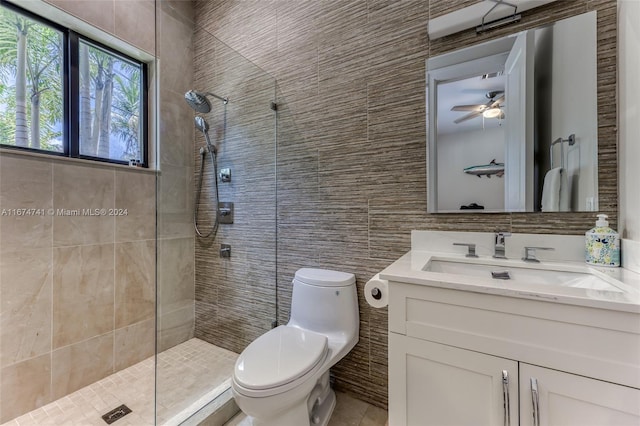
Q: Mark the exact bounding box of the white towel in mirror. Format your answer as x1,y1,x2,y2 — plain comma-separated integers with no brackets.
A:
541,167,570,212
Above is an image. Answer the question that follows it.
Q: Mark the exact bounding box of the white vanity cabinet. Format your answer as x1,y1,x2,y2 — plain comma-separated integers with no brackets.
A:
389,334,518,426
519,364,640,426
388,281,640,426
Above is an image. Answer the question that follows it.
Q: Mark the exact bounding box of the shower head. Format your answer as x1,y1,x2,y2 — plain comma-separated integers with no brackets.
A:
185,90,212,113
184,90,229,114
195,116,209,133
194,116,216,155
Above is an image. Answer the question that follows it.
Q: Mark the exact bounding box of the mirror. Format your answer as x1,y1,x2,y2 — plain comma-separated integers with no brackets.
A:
427,11,598,213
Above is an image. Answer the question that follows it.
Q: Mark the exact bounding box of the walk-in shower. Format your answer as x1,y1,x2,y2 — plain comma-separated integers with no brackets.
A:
0,0,277,423
154,5,277,421
185,90,229,238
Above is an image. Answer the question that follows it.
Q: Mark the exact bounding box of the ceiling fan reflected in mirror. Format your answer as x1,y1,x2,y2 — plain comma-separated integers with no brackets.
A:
451,90,505,124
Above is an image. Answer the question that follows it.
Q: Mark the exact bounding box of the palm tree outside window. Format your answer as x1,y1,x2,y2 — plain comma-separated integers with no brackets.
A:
0,0,148,166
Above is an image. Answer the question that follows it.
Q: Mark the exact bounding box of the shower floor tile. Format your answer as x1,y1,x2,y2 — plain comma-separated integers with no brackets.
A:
2,338,238,426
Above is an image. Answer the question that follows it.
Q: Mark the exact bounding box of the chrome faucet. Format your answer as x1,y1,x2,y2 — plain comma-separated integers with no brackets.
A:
493,232,511,259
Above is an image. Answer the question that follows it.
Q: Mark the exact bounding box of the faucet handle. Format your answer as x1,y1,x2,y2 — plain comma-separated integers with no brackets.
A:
522,246,555,263
495,231,512,244
493,232,511,259
453,243,479,258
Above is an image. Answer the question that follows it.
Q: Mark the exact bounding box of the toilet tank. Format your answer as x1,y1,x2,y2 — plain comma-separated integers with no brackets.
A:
288,268,359,341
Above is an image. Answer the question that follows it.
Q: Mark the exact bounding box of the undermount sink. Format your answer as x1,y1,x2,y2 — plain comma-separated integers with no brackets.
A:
424,257,624,292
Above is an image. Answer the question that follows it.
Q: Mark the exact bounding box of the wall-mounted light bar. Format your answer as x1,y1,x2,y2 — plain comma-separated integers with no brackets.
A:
428,0,557,40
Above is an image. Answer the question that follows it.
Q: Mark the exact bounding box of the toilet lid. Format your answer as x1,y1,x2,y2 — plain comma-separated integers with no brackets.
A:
294,268,355,287
234,326,328,390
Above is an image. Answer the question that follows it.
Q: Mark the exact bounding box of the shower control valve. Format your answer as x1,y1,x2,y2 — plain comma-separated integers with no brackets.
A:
218,202,234,224
220,244,231,258
219,168,231,182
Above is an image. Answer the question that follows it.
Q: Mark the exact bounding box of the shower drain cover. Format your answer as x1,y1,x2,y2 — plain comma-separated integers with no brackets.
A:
101,404,132,424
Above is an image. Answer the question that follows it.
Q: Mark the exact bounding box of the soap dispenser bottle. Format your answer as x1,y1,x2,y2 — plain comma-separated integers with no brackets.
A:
585,214,620,267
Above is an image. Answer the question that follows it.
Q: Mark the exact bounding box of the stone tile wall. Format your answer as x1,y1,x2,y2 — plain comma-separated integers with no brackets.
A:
190,29,278,354
155,1,197,354
194,0,618,409
0,156,156,422
44,0,156,55
0,0,165,421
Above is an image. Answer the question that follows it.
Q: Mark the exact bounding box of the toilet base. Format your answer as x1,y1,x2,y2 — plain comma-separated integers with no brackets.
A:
239,390,336,426
245,401,309,426
310,388,336,426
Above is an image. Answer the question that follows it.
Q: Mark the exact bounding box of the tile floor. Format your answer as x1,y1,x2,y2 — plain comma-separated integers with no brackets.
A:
3,338,387,426
225,391,388,426
2,338,237,426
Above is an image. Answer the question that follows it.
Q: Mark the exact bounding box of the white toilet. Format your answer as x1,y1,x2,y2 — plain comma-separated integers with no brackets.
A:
232,268,359,426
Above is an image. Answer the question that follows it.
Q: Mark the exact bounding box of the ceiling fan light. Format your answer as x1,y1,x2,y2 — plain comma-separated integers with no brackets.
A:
482,107,502,119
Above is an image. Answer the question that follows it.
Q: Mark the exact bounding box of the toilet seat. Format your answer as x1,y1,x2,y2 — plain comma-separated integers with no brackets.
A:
234,326,328,396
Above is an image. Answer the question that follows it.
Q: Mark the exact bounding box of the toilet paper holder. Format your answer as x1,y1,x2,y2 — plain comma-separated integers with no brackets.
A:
364,273,389,308
370,287,383,300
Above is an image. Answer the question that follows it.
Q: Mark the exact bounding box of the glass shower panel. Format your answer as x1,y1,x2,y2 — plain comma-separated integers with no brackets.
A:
155,1,277,423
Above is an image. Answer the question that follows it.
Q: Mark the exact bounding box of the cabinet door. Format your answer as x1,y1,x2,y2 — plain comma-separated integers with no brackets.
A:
389,333,518,426
520,363,640,426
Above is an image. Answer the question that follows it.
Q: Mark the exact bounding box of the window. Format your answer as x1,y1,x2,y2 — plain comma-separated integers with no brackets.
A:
0,3,64,152
0,1,147,166
78,40,144,163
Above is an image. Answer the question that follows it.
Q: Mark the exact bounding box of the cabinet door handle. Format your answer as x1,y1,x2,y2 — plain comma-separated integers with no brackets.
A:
531,377,540,426
502,370,510,426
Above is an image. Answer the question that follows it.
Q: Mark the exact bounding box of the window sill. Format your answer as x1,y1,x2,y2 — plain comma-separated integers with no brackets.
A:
0,148,158,174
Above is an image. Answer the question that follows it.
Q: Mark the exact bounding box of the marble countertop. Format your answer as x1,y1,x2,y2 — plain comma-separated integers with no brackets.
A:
380,249,640,314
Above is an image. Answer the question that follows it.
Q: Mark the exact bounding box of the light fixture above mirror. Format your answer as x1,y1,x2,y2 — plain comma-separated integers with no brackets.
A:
428,0,559,40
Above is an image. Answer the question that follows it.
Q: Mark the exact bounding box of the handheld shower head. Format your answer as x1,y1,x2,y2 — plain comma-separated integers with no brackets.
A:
185,90,212,113
195,116,209,133
194,116,216,155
